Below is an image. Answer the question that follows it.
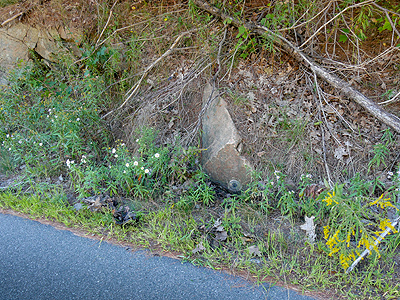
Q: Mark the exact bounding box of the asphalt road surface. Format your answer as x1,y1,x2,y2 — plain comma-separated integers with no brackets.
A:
0,213,318,300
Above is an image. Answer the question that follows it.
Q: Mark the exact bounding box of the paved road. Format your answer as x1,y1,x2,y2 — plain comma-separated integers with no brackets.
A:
0,213,318,300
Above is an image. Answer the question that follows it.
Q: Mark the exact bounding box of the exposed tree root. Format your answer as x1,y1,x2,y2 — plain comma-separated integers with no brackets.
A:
192,0,400,134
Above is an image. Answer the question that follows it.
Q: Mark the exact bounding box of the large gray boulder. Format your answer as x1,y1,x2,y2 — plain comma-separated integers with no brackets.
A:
201,83,253,192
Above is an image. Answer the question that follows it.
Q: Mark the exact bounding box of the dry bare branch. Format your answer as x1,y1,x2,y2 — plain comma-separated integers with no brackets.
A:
299,0,374,49
1,12,24,27
191,0,400,134
95,0,118,48
101,29,199,120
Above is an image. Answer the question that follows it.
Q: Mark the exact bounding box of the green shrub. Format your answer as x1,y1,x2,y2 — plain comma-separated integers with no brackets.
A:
0,63,110,179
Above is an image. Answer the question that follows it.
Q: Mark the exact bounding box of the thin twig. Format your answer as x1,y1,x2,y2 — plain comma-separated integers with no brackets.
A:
101,29,197,120
312,73,333,189
320,90,355,132
1,12,24,27
157,61,213,113
383,10,400,44
278,2,332,33
221,38,244,81
95,0,118,48
379,90,400,106
299,0,374,49
372,2,400,18
186,27,228,144
96,9,187,48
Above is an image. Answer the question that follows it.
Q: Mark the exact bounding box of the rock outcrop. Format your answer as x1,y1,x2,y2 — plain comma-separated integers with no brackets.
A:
0,22,82,84
201,83,253,192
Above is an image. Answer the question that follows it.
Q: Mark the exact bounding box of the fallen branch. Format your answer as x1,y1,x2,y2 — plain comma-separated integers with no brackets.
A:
192,0,400,134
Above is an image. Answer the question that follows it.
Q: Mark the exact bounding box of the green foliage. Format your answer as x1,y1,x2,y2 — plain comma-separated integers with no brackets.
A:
368,129,394,172
319,183,399,270
0,63,110,179
0,0,18,8
67,127,203,200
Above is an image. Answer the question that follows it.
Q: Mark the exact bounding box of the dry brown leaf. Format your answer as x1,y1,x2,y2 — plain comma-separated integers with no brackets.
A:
192,242,206,254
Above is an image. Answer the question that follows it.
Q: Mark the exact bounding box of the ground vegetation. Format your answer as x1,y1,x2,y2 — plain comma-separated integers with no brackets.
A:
0,0,400,298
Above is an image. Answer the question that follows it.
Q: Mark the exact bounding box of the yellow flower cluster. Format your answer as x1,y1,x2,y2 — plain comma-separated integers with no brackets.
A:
321,190,338,206
357,231,379,255
369,193,398,210
378,218,398,234
339,250,358,270
323,225,330,239
326,229,342,256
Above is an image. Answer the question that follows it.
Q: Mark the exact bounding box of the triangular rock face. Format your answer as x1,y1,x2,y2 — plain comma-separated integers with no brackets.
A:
0,23,82,85
201,83,253,192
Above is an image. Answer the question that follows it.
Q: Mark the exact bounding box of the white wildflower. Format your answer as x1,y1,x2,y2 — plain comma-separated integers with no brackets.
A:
76,118,80,121
39,143,43,146
112,148,116,154
134,161,138,166
123,170,126,174
114,154,118,158
81,155,87,164
126,163,130,167
136,139,139,143
144,169,149,174
141,167,144,170
154,153,160,158
66,159,75,169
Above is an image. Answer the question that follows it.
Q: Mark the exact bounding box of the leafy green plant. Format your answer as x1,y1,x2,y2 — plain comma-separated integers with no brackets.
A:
274,171,298,217
0,63,110,180
235,170,275,214
187,171,215,206
64,127,204,201
235,25,258,59
319,183,399,270
368,132,393,172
